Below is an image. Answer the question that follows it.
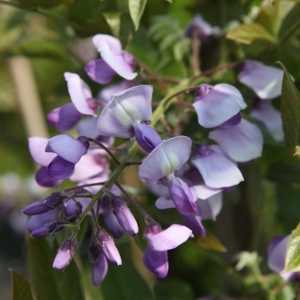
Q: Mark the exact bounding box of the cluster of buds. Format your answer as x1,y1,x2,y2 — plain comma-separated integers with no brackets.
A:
23,21,285,284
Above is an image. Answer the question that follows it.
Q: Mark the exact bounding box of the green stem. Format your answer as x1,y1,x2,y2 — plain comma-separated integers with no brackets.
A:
279,18,300,45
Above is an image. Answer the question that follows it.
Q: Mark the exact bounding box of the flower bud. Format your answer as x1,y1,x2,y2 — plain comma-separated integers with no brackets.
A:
23,200,51,216
64,199,82,221
143,247,169,278
99,231,122,266
53,240,76,270
91,252,108,286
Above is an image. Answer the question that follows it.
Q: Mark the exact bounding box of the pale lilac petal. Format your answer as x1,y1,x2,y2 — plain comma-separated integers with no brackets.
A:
143,247,169,278
193,83,246,128
147,224,192,251
85,59,115,84
47,135,87,163
251,101,284,142
198,192,223,220
191,184,221,200
268,236,289,273
100,232,122,266
53,240,75,269
92,34,137,80
155,197,175,210
139,136,192,182
98,81,133,104
71,149,108,182
238,60,283,99
28,137,56,167
97,85,153,138
64,72,95,116
77,117,101,139
192,145,244,189
209,119,263,162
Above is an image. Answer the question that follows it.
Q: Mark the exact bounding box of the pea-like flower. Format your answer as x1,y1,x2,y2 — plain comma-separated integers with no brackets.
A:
238,60,283,100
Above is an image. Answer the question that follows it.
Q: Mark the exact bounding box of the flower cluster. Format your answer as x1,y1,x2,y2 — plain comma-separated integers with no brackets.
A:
23,30,285,285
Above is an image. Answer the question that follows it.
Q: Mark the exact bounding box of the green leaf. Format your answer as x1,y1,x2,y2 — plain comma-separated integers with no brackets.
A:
128,0,148,31
226,23,275,44
101,241,154,300
27,237,84,300
103,12,121,37
280,63,300,153
154,279,195,300
10,271,34,300
285,223,300,272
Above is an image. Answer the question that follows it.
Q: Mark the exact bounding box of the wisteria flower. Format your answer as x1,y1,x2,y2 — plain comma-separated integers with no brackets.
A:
85,34,137,84
193,84,247,128
238,60,283,100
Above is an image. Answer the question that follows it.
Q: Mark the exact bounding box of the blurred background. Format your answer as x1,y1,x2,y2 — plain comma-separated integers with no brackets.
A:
1,0,300,299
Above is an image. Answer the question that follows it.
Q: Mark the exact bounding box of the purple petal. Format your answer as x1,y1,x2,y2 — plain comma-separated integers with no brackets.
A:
251,101,284,142
77,117,101,139
143,247,169,278
48,103,81,132
35,167,58,187
139,136,192,182
113,197,139,235
146,224,192,251
168,177,198,215
64,199,82,221
186,15,220,40
92,34,137,80
99,232,122,266
209,119,263,162
238,60,283,99
97,85,153,138
155,197,175,210
23,200,51,216
92,252,108,286
193,84,246,128
268,235,289,273
198,192,223,220
28,137,56,167
98,81,133,104
183,214,206,236
47,135,87,163
53,240,75,269
85,59,115,84
103,211,125,238
64,72,95,116
192,145,244,189
47,157,75,181
133,123,162,153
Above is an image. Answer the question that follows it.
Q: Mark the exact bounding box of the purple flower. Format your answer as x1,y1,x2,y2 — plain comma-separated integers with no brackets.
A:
209,118,263,162
91,34,137,81
64,72,96,116
76,117,101,140
238,60,283,99
97,85,153,138
53,240,76,270
143,224,192,278
133,123,162,153
192,145,244,189
98,231,122,265
193,84,246,128
139,136,192,182
64,199,82,221
48,103,81,132
267,235,300,281
91,252,108,286
186,15,220,41
251,100,284,142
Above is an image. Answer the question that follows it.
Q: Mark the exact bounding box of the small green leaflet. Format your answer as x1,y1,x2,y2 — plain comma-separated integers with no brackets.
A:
128,0,148,31
285,224,300,272
226,23,275,44
279,63,300,154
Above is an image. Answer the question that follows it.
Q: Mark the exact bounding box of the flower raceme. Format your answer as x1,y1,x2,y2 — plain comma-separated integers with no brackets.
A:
22,32,284,284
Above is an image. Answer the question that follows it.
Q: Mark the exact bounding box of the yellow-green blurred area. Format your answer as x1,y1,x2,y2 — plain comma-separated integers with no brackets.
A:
0,0,300,299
